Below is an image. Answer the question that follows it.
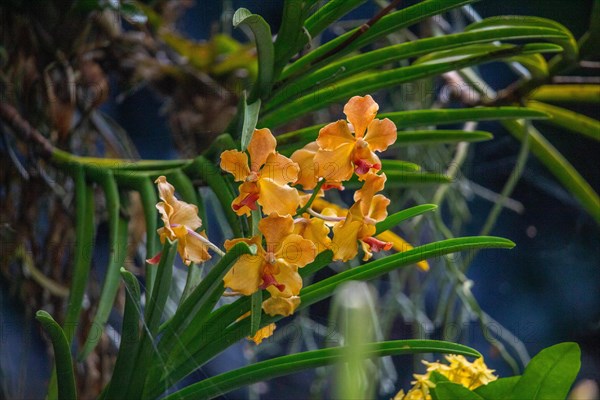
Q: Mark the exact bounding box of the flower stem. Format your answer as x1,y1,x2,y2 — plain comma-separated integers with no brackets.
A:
295,178,326,217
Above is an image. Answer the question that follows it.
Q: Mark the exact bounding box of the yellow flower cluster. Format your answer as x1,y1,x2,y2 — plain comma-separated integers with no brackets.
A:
151,95,400,344
394,355,498,400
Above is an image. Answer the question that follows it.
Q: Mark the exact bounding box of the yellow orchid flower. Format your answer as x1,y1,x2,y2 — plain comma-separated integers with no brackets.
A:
330,173,392,261
291,141,344,191
220,128,301,216
313,95,397,182
293,212,332,255
147,176,215,266
223,213,316,299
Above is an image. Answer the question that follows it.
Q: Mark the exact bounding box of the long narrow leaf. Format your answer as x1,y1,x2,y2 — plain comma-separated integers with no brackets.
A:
375,204,437,235
64,167,95,343
163,340,480,400
233,8,275,101
128,240,178,399
529,85,600,104
79,172,128,360
527,101,600,142
103,269,143,399
262,44,559,127
151,237,513,394
281,0,479,80
275,107,548,153
503,120,600,224
36,311,77,400
268,26,568,109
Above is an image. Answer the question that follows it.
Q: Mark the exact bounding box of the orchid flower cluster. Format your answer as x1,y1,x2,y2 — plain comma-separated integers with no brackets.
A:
150,95,398,343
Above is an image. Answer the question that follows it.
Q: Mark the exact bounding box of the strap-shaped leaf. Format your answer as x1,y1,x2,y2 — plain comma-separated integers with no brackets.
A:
262,43,559,127
529,84,600,104
128,239,178,399
282,0,479,79
79,172,129,360
64,166,95,343
162,340,480,400
233,8,274,101
148,236,513,395
503,120,600,224
36,311,77,400
304,0,367,38
464,16,578,73
273,0,307,74
375,204,437,235
275,107,548,154
103,269,143,399
157,242,256,355
267,25,568,110
240,96,262,151
527,101,600,142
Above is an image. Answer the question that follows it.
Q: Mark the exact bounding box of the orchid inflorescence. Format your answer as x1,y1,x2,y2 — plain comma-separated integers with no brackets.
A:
150,95,399,343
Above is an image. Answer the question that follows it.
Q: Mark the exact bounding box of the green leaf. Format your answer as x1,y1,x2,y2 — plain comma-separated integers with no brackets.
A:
36,311,77,400
281,0,480,79
64,167,95,344
299,237,514,308
304,0,367,37
129,239,178,399
509,342,581,400
262,43,558,127
375,204,437,235
162,340,480,400
464,16,578,74
394,130,493,145
241,97,262,151
268,25,568,109
233,8,275,101
431,382,485,400
250,290,263,337
156,242,257,359
529,85,600,104
103,269,143,399
503,120,600,224
527,101,600,142
133,177,159,297
273,0,307,74
343,171,452,189
380,160,421,172
413,43,562,66
78,173,129,360
474,376,520,400
275,107,548,153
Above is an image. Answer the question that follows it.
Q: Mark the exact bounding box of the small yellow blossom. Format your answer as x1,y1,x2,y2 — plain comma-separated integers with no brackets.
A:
220,128,301,216
148,176,212,266
313,95,397,182
394,355,498,400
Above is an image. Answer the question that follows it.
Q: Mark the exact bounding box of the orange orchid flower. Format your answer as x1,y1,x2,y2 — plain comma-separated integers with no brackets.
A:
223,213,316,301
293,213,332,255
331,173,392,261
291,141,344,191
220,128,301,216
314,95,397,182
148,176,215,266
